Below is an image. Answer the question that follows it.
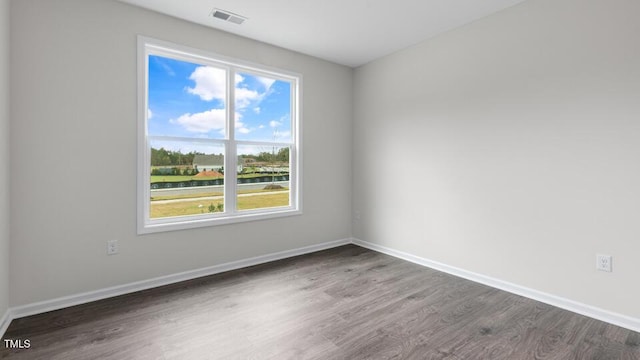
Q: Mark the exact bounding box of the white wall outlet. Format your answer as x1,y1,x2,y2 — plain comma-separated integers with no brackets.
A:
596,254,612,272
354,210,361,221
107,240,119,255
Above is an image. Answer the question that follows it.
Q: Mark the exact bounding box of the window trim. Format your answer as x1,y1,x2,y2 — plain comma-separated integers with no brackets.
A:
137,36,302,234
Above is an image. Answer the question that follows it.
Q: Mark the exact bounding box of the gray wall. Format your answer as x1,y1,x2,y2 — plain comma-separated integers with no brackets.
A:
353,0,640,318
0,0,9,320
9,0,353,306
7,0,639,324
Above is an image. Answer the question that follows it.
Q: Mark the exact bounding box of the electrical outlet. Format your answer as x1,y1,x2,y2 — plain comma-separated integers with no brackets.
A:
354,210,361,221
596,254,612,272
107,240,119,255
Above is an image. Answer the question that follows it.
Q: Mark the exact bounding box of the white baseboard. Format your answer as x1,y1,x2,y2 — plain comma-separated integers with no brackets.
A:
6,237,639,337
352,238,640,334
0,308,10,339
9,238,351,321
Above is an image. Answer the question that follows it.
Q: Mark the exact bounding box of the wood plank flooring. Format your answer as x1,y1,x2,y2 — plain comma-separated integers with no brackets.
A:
1,245,639,359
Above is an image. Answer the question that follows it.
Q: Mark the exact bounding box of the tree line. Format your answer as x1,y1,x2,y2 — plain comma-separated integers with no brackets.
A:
151,147,200,167
151,147,289,167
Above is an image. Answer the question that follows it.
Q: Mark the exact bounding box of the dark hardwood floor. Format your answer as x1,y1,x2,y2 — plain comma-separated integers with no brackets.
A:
2,245,639,359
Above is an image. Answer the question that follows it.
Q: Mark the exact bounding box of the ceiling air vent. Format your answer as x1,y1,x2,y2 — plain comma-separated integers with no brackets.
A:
211,8,247,25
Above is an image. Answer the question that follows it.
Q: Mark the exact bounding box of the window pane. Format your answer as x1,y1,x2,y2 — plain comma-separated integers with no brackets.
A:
148,55,226,139
234,72,292,142
237,144,290,211
149,139,225,219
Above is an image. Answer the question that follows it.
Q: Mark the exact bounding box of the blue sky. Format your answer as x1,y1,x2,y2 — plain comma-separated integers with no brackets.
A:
148,55,292,154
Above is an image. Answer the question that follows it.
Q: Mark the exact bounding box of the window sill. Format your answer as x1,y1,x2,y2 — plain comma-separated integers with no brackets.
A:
138,208,303,234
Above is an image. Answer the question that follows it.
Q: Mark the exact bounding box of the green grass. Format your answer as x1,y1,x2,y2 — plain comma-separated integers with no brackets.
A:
150,192,289,218
150,191,223,201
150,188,288,201
150,200,222,218
237,192,289,210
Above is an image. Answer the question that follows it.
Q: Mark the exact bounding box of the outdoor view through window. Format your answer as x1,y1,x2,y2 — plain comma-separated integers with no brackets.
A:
139,39,300,232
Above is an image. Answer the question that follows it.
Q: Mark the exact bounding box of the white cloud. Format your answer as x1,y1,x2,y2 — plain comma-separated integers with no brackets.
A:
234,111,245,126
235,119,251,134
269,120,282,128
258,125,265,129
235,74,244,85
234,74,276,111
235,87,261,110
171,109,226,133
148,109,153,119
276,130,291,140
232,113,251,134
181,72,278,135
187,66,226,102
257,76,276,90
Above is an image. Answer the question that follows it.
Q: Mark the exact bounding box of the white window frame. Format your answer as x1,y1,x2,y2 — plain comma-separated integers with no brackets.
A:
137,36,302,234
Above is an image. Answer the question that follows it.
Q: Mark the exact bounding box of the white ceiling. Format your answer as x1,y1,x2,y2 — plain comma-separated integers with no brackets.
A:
119,0,526,67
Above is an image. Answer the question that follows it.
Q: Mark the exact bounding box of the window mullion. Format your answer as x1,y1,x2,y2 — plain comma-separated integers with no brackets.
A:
225,68,237,215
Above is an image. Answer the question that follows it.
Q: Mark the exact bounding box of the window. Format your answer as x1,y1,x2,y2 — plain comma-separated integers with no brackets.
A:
137,37,301,234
